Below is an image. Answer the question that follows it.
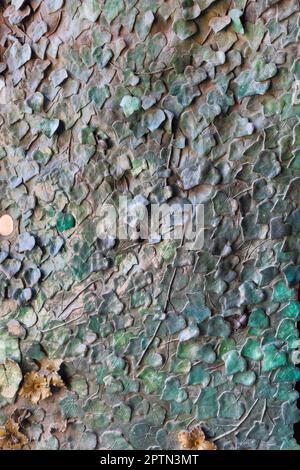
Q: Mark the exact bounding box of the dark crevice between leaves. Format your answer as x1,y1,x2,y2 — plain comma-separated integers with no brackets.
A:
59,363,71,388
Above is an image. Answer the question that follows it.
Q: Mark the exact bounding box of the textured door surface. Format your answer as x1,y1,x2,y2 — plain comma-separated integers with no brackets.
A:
0,0,299,451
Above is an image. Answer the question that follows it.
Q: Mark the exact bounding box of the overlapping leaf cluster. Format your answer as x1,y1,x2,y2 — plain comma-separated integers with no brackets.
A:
0,0,300,450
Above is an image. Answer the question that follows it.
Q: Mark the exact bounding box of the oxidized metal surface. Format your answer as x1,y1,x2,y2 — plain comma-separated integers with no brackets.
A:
0,0,300,450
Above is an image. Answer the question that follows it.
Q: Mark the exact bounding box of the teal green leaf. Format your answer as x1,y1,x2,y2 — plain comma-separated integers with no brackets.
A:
120,95,141,117
229,9,244,34
223,350,247,375
40,118,60,138
196,387,218,419
173,19,197,40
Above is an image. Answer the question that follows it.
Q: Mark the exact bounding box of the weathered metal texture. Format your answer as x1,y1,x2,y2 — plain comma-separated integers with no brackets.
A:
0,0,300,450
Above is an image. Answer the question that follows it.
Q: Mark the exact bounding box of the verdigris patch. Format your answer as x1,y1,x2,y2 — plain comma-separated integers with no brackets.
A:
0,0,299,452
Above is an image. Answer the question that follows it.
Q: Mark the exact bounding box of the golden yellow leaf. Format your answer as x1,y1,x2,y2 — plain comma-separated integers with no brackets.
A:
19,372,52,404
178,426,217,450
0,418,28,450
38,358,65,388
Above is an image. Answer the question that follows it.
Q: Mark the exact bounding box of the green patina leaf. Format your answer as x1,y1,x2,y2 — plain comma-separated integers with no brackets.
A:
40,118,60,138
120,95,141,117
103,0,124,24
173,19,197,40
